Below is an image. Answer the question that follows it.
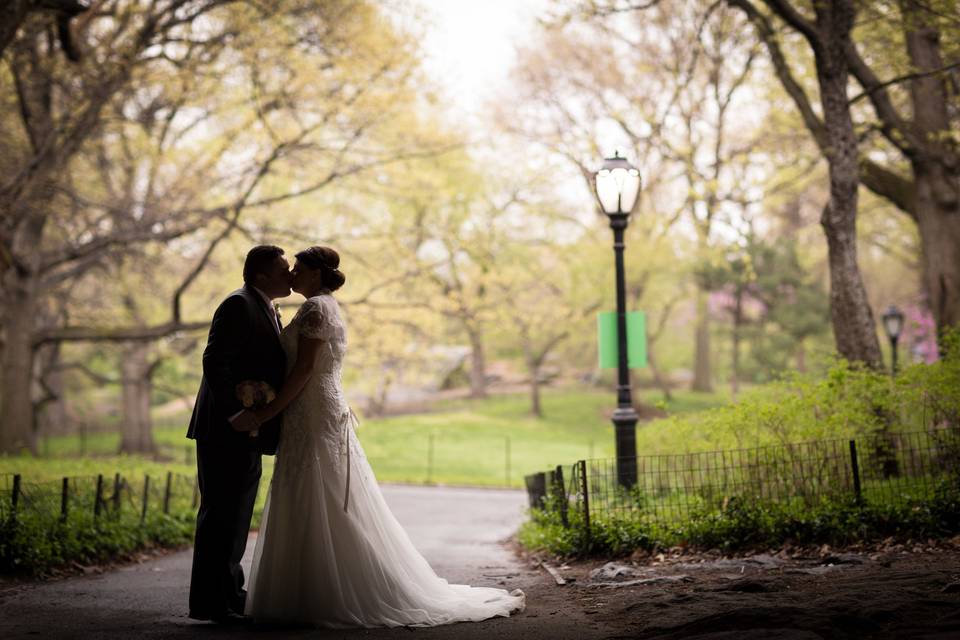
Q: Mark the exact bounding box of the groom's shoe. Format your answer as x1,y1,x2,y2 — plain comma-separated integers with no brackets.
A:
189,610,250,625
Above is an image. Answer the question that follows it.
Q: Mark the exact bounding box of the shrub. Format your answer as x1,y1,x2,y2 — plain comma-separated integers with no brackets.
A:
521,339,960,557
520,477,960,558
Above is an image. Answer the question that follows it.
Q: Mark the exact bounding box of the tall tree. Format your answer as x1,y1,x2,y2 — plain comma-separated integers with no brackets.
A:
1,0,240,453
728,0,960,354
0,0,439,453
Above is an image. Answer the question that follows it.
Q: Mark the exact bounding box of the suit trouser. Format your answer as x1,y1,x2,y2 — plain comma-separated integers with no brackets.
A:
189,440,261,616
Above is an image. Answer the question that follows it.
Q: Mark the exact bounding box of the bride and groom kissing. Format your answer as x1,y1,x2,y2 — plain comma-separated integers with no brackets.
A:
185,245,524,627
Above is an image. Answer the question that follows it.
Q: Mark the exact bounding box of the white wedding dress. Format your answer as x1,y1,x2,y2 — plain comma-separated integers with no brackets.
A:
246,293,525,628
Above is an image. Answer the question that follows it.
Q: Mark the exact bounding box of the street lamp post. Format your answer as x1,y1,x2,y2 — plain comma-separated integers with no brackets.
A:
882,305,905,376
594,152,641,488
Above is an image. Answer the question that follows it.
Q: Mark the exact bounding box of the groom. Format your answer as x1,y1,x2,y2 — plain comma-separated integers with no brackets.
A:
186,245,290,622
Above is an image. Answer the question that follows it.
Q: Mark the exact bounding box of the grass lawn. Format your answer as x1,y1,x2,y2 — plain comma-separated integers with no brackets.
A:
1,386,730,489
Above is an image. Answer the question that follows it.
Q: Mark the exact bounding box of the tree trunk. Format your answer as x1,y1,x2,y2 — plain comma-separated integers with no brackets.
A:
813,1,882,368
902,12,960,337
691,290,713,392
914,177,960,338
0,283,39,454
729,0,958,347
731,288,743,398
36,343,69,437
646,343,673,401
467,327,487,399
529,367,542,418
119,342,155,454
795,340,807,373
0,0,30,57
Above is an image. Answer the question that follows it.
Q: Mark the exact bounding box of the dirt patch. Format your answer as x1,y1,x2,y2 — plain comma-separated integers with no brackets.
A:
515,539,960,639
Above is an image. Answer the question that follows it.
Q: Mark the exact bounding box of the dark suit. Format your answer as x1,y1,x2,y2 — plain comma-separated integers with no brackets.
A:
186,285,286,618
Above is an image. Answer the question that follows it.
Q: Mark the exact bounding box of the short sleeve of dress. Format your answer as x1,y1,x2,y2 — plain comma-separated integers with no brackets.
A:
298,298,328,340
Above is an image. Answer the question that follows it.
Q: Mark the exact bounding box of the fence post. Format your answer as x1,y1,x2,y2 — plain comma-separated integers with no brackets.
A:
113,473,122,514
577,459,590,540
426,433,434,484
524,472,547,509
505,436,511,487
94,474,104,517
554,464,569,528
11,474,21,516
141,475,150,523
60,477,69,521
163,471,173,514
849,440,863,506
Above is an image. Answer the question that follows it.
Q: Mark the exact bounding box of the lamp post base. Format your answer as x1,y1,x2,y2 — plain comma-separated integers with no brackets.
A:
612,406,639,488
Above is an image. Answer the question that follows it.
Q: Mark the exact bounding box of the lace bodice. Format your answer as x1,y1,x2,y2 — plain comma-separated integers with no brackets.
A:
276,294,352,468
281,294,346,377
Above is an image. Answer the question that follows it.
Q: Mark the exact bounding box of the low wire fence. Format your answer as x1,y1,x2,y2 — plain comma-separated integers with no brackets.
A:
0,472,198,524
1,471,199,573
525,428,960,540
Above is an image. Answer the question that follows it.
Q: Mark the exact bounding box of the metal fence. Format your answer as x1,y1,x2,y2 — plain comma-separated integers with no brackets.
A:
525,428,960,534
0,471,198,526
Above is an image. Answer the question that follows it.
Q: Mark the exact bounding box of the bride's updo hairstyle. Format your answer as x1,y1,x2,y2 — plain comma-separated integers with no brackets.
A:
295,245,346,292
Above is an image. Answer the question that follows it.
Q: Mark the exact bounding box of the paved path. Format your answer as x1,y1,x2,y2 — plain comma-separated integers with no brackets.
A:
0,485,560,640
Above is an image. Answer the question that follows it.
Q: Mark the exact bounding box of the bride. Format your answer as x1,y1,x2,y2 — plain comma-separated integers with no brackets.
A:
232,245,524,628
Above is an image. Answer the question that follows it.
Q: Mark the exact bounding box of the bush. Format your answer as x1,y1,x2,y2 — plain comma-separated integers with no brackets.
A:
520,477,960,558
0,509,194,574
521,339,960,558
0,473,198,575
640,332,960,453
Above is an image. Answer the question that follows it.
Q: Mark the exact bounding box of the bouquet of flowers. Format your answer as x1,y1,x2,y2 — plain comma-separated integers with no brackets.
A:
235,380,276,437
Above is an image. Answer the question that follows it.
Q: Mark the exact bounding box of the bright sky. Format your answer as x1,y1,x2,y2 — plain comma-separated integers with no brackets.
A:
417,0,549,117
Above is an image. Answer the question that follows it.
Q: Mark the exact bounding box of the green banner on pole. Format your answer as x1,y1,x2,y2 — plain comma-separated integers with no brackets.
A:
598,311,647,369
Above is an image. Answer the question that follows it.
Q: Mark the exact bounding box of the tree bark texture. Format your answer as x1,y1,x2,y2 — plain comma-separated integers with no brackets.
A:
529,371,542,418
467,327,487,399
811,0,882,367
0,283,39,453
731,0,958,344
36,343,69,436
901,8,960,335
0,0,30,57
731,287,743,398
691,290,714,391
119,342,156,454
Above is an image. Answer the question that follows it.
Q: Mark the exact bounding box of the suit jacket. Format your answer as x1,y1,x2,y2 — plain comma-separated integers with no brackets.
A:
187,285,286,455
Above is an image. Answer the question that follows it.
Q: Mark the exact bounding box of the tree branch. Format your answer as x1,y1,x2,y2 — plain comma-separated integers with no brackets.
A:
760,0,820,47
848,60,960,105
727,0,829,150
34,320,208,346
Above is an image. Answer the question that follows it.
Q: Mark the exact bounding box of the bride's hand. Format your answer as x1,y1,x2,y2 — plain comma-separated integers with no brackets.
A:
252,408,270,425
229,410,260,433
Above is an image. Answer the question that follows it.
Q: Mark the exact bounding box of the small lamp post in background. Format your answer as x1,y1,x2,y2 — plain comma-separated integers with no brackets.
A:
594,152,641,488
882,305,905,376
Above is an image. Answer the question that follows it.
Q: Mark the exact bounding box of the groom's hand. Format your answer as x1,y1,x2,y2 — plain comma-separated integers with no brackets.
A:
229,410,260,434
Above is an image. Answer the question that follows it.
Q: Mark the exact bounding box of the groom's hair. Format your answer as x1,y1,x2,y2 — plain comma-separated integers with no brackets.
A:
243,245,285,283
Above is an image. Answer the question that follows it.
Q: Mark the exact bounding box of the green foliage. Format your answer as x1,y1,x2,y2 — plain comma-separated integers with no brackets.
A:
522,344,960,557
641,341,960,452
0,508,194,575
696,234,831,383
522,477,960,558
0,471,199,575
